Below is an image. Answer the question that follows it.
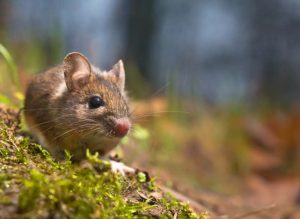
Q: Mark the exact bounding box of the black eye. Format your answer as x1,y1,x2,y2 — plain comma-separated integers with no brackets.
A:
88,96,105,109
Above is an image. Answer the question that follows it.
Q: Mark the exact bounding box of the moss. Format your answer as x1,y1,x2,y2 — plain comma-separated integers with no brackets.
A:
0,116,204,218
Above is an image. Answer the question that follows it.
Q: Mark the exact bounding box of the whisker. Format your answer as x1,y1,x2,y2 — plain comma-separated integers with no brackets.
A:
23,106,75,111
132,110,190,120
129,82,170,117
51,122,94,141
27,114,75,129
26,114,100,130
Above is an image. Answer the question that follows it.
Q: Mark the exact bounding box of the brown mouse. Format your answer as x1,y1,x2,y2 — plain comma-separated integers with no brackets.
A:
24,52,132,162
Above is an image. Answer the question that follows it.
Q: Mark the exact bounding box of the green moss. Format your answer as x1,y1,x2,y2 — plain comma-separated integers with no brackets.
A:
0,120,203,219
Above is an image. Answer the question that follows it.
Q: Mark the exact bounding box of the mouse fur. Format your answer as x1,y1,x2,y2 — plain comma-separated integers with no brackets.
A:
24,52,131,161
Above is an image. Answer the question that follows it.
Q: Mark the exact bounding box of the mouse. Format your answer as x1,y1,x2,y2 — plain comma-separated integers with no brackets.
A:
24,52,133,167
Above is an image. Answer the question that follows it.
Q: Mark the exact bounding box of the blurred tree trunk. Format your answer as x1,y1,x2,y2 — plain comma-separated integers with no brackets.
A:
248,0,300,105
0,0,10,40
122,0,158,81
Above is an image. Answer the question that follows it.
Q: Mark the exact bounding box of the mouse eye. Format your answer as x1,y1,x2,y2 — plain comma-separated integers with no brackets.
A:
88,96,105,109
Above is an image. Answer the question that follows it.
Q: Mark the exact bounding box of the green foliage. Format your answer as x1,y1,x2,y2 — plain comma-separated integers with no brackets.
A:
161,193,203,219
0,94,12,106
0,43,19,89
0,121,201,218
137,172,147,183
0,44,24,107
132,124,150,148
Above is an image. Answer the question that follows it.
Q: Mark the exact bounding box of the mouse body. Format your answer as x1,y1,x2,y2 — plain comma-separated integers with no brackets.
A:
24,52,131,161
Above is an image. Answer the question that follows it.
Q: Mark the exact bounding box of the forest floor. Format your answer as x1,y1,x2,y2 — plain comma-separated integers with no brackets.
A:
124,98,300,219
0,104,205,219
1,99,300,219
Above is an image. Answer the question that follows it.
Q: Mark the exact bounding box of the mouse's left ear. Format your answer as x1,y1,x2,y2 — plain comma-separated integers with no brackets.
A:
63,52,91,92
108,60,126,91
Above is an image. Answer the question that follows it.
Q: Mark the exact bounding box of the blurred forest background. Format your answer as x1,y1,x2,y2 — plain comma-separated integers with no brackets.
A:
1,0,300,218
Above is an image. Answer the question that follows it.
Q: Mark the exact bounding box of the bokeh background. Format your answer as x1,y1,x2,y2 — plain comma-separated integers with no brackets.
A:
1,1,300,218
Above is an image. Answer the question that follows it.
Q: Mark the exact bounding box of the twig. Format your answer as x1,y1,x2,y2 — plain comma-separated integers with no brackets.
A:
233,203,276,219
160,185,209,212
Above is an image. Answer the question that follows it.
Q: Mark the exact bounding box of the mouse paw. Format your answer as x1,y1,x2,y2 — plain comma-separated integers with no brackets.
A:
110,160,135,175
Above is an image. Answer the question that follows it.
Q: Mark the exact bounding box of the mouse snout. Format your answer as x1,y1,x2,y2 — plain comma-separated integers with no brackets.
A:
115,117,131,137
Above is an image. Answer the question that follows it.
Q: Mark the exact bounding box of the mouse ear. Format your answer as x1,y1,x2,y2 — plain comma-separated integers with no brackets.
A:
63,52,91,92
107,60,125,91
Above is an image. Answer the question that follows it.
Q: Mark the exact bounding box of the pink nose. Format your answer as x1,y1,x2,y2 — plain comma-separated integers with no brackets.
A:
115,118,131,137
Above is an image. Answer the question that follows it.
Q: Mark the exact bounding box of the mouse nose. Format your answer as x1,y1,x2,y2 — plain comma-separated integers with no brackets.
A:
115,118,131,137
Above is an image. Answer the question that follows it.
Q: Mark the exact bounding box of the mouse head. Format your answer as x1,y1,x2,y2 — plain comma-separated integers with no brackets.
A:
62,52,131,139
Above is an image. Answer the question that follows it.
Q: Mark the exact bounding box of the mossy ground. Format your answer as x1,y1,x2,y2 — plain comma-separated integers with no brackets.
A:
0,105,206,219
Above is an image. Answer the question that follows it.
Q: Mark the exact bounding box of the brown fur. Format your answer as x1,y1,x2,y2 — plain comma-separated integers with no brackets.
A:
24,52,130,161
